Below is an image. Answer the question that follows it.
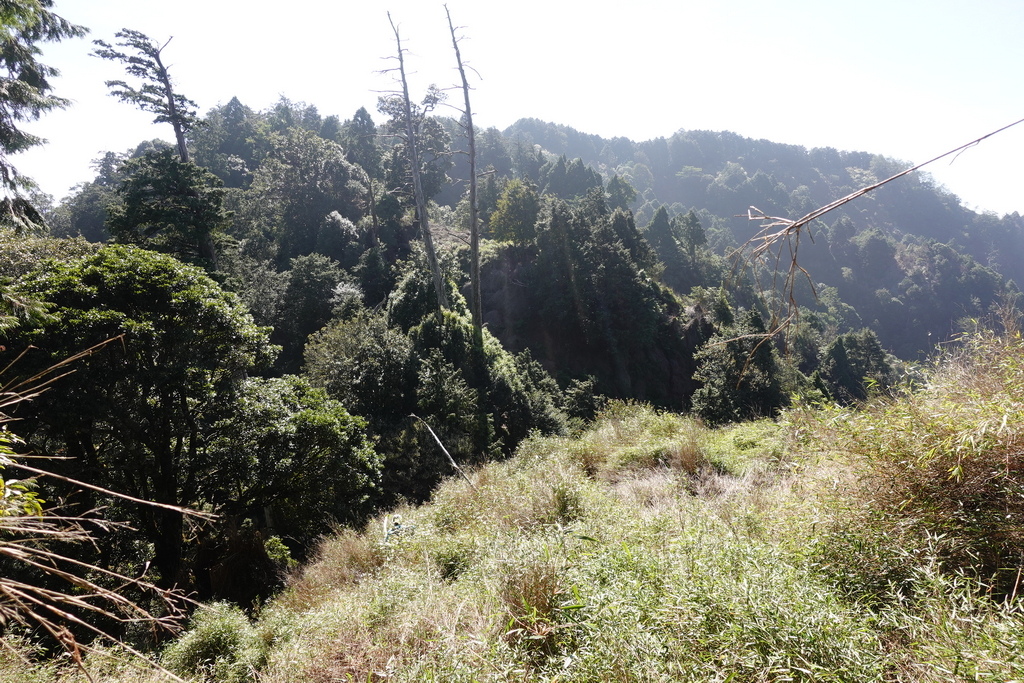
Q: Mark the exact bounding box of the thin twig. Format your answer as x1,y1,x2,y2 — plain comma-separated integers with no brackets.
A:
4,461,216,520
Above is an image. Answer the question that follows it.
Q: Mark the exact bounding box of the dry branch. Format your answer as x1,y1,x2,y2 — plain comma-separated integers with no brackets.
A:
733,116,1024,339
410,413,477,491
0,344,204,681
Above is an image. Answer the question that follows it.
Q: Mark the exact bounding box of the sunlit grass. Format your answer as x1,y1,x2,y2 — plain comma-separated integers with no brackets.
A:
11,332,1024,681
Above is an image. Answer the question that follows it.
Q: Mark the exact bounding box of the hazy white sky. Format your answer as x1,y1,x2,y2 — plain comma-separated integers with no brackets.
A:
16,0,1024,216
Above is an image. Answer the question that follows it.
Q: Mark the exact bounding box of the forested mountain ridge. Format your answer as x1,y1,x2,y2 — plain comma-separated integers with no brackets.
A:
499,116,1023,255
40,97,1013,394
2,92,1015,615
481,118,1017,358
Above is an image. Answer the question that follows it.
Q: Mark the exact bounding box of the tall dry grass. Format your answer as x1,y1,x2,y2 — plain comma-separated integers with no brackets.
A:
796,329,1024,598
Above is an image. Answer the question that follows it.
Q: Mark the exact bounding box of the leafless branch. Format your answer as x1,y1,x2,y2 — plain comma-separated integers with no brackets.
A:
5,461,215,521
733,116,1024,339
0,344,202,680
410,413,477,491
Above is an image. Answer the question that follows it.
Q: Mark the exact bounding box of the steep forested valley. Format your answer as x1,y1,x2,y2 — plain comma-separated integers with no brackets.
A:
3,5,1024,682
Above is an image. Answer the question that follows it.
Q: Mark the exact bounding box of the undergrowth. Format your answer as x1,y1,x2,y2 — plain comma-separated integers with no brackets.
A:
796,329,1024,600
8,331,1024,681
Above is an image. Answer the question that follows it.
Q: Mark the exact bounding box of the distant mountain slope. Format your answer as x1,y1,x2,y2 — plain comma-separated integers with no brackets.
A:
475,119,1019,359
499,118,1024,287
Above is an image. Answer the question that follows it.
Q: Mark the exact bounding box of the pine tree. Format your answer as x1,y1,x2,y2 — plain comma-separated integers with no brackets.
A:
0,0,86,230
92,28,199,163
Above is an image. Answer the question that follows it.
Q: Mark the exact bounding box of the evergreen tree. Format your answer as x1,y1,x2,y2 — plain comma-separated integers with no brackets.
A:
0,0,86,229
490,178,540,244
190,96,268,188
644,205,688,291
93,29,199,163
820,328,895,402
676,209,707,261
606,173,637,211
692,310,787,425
241,127,367,265
107,148,227,269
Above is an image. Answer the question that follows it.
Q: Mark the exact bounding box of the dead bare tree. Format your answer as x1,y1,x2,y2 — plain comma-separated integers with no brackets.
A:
445,6,483,344
384,13,449,312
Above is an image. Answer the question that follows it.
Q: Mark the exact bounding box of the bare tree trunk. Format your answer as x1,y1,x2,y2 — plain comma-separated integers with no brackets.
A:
365,170,380,248
446,6,482,344
153,41,189,164
388,14,448,311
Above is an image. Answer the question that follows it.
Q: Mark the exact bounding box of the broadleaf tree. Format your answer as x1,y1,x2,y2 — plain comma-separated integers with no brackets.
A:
5,245,276,590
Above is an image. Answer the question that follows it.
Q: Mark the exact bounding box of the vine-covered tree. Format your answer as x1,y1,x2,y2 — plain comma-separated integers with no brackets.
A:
379,14,451,310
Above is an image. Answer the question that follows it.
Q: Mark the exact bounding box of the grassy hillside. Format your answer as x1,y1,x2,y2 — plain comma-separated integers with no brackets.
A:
6,328,1024,682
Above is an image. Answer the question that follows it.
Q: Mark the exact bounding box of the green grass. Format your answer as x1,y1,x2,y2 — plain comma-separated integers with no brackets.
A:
10,331,1024,682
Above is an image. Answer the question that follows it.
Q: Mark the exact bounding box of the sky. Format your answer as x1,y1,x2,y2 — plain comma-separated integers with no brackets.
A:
15,0,1024,216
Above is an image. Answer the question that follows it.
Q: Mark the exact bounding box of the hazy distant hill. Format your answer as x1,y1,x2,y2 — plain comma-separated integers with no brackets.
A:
478,119,1021,357
498,120,1016,254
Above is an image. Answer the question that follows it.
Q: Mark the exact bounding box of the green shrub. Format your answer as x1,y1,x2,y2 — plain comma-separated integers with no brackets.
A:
430,536,479,583
162,603,267,683
804,330,1024,594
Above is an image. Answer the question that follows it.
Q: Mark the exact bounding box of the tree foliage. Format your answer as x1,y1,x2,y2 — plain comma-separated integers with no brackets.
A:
271,252,346,373
0,0,85,229
0,345,192,671
818,328,895,403
239,127,367,265
106,147,227,268
92,28,199,162
189,96,268,188
691,309,787,426
5,245,274,590
605,173,636,211
208,375,380,554
489,178,540,244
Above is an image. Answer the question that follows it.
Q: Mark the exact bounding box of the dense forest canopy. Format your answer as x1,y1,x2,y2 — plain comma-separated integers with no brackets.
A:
1,5,1022,672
